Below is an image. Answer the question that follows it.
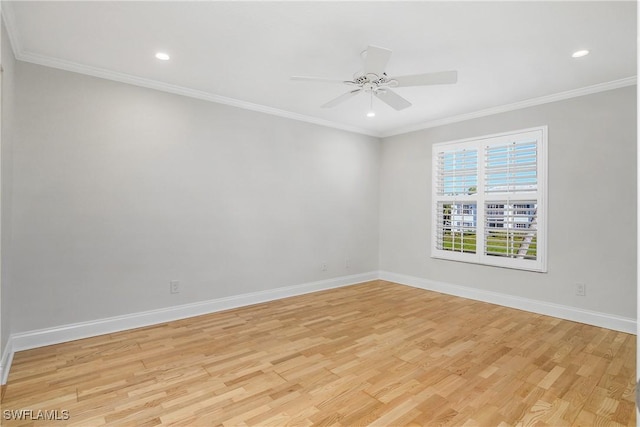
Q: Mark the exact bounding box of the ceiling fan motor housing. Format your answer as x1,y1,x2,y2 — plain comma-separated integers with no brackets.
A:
353,73,398,93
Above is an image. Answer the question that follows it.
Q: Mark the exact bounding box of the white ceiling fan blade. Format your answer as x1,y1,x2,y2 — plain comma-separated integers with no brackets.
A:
321,89,362,108
291,76,351,85
375,89,412,111
363,45,392,76
394,71,458,87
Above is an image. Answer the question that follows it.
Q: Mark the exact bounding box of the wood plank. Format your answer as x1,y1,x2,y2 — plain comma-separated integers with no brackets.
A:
0,280,635,426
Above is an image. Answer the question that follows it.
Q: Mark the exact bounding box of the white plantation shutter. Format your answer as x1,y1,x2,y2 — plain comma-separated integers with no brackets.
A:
434,148,479,258
485,140,537,194
484,201,537,260
435,201,477,254
432,127,547,272
436,149,478,196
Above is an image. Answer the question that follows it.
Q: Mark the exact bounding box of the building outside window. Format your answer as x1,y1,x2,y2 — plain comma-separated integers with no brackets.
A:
432,127,547,272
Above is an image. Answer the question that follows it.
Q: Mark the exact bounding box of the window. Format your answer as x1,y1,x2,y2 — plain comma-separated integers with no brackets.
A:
432,127,547,272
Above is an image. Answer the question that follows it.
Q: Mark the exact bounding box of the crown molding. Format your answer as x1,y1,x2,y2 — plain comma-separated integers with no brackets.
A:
16,47,636,139
2,0,379,137
381,76,637,137
18,51,381,137
2,1,635,140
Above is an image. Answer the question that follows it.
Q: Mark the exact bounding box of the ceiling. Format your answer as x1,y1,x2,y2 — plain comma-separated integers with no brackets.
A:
3,1,637,137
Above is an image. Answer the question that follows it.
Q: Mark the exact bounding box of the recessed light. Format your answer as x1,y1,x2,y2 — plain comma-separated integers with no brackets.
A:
572,49,589,58
366,111,375,118
155,52,170,61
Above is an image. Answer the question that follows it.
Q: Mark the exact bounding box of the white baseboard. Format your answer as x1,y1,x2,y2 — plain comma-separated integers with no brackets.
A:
1,337,13,385
379,270,636,334
2,270,635,385
0,271,377,384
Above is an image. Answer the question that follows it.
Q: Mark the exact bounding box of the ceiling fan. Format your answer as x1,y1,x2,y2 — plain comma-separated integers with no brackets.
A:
291,45,458,113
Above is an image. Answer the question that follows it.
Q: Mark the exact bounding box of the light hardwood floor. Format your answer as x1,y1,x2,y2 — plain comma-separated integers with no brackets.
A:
1,280,636,426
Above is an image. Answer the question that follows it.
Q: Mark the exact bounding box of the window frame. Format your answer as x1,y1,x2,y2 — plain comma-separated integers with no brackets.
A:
431,126,548,272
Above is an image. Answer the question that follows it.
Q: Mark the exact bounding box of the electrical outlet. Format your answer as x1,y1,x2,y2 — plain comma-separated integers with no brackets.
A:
170,280,181,294
321,263,327,271
576,283,586,296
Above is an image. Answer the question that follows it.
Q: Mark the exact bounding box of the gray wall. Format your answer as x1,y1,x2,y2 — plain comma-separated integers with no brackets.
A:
379,86,637,319
5,58,637,338
1,21,16,355
11,62,381,333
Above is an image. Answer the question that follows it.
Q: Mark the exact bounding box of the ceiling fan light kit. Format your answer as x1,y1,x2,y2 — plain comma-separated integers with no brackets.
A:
572,49,590,58
291,45,458,114
366,91,376,118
